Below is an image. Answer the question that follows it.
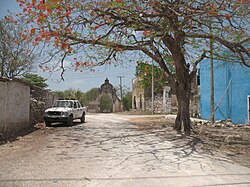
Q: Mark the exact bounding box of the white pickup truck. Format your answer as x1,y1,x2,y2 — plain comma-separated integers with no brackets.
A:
44,100,86,126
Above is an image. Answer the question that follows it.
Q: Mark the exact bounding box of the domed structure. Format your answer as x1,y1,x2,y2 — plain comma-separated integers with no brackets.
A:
88,78,123,113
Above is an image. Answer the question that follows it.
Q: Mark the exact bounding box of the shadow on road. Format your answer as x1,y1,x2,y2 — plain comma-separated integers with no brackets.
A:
47,121,85,128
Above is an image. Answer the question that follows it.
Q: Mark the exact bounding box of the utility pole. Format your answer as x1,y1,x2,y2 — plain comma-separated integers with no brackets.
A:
210,36,215,124
117,76,125,99
151,62,154,114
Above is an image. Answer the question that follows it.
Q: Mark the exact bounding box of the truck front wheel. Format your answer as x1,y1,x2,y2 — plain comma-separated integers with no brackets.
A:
45,121,51,127
81,113,85,123
67,115,73,126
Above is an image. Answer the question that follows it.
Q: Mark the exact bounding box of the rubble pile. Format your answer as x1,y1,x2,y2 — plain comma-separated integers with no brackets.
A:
193,119,250,145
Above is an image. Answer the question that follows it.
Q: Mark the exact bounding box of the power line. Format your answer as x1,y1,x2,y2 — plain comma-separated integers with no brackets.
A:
49,73,132,80
45,73,133,84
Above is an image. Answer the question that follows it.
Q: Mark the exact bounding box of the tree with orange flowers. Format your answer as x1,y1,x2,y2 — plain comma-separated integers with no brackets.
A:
15,0,249,132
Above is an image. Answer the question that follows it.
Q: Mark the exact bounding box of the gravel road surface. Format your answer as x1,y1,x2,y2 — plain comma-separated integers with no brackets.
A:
0,114,249,187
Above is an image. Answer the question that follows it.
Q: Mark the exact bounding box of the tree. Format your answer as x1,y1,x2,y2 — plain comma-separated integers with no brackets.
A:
122,91,132,111
135,61,169,98
115,85,132,110
54,88,99,106
54,89,85,104
0,19,37,78
16,0,249,132
22,73,48,88
75,89,88,106
85,88,100,102
53,91,65,99
100,94,113,112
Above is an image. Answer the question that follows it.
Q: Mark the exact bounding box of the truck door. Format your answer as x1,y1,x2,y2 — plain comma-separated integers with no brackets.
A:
73,101,79,118
77,101,82,118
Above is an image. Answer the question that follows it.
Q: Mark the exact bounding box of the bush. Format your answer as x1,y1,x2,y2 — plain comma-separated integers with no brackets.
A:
100,94,113,112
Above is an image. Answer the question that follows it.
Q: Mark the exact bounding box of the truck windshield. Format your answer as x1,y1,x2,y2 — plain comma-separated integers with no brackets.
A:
53,101,73,108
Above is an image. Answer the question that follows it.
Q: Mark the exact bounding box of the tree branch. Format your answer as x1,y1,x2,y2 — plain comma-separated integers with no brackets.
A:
186,33,250,65
190,51,207,79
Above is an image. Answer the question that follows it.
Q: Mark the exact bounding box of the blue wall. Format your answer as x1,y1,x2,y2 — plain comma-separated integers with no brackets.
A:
200,60,250,124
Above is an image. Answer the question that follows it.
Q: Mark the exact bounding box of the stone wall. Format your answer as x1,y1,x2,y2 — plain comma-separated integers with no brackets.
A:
132,81,173,113
131,77,200,115
145,95,164,113
0,78,30,139
88,101,100,113
0,78,58,140
168,85,200,116
114,99,124,113
30,86,58,126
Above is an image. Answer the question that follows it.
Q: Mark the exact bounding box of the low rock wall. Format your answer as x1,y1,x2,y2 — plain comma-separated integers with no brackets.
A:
30,86,58,126
0,78,30,140
0,78,57,141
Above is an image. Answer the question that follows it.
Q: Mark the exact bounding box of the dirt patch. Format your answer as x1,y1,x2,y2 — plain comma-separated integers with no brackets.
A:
0,123,53,145
128,116,250,167
0,127,37,145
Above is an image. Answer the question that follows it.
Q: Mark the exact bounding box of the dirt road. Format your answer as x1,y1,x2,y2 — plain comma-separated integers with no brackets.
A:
0,114,249,187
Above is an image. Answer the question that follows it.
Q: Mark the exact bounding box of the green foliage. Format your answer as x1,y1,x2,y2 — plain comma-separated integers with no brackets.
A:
53,91,64,99
85,88,100,102
122,91,132,111
75,89,82,101
135,62,168,98
53,88,100,106
53,89,85,105
100,94,113,113
62,89,76,99
22,73,48,88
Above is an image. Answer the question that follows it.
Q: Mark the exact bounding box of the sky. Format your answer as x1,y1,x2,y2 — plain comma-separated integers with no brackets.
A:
0,0,137,92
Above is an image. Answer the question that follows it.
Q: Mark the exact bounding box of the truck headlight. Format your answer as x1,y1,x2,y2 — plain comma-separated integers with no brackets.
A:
61,111,69,116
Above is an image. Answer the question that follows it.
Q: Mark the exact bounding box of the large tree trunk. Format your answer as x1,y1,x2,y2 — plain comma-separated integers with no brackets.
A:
173,78,192,132
171,51,192,133
162,36,194,133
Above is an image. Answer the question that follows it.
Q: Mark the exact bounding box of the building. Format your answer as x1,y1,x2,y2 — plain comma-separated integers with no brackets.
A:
88,78,123,113
132,76,199,115
200,60,250,124
132,77,145,111
131,77,176,113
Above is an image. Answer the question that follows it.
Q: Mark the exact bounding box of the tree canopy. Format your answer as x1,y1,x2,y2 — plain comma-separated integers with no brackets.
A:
122,91,132,111
13,0,250,132
22,73,48,88
135,61,169,98
54,88,100,106
0,19,38,78
54,89,84,104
